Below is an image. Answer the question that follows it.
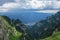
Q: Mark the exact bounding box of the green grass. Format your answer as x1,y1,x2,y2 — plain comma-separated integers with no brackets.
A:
1,17,22,40
1,16,60,40
42,32,60,40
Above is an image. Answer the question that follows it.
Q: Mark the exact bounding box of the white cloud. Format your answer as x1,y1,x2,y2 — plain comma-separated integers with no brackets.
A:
35,10,59,13
0,2,21,12
2,3,20,8
0,0,15,5
15,0,46,9
53,1,60,9
24,22,35,26
15,0,48,9
15,0,60,9
25,0,46,9
0,0,60,12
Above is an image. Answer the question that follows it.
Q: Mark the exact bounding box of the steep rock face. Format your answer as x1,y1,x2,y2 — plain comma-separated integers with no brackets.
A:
0,16,4,40
1,16,28,40
0,16,10,40
31,11,60,39
1,11,60,40
14,19,27,33
0,16,23,40
2,16,27,33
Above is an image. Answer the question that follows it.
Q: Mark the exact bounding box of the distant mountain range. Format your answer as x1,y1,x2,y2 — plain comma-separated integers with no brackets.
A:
0,11,54,26
0,11,60,40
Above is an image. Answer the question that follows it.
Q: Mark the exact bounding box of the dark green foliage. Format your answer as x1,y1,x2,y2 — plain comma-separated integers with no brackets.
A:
2,16,11,24
14,19,27,33
31,11,60,39
1,11,60,40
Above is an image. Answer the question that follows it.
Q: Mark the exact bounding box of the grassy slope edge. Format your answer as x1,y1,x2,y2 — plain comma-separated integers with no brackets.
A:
1,16,60,40
1,16,22,40
42,31,60,40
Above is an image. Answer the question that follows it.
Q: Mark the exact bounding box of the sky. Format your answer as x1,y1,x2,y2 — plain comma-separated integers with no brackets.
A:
0,0,60,13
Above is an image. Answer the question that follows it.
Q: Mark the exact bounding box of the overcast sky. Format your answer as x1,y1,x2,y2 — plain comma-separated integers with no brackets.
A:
0,0,60,13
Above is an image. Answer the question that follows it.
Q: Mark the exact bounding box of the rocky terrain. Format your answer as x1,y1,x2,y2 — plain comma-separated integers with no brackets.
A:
0,11,60,40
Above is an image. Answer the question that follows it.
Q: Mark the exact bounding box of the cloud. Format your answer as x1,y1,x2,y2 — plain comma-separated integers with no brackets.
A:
0,0,60,12
0,2,21,12
0,0,15,5
25,0,46,9
24,22,35,26
35,10,59,13
15,0,48,9
15,0,46,9
15,0,60,9
53,1,60,9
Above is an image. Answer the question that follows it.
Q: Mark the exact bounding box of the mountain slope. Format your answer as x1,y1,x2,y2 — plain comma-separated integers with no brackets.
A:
0,16,22,40
31,11,60,40
42,31,60,40
0,11,60,40
1,11,54,24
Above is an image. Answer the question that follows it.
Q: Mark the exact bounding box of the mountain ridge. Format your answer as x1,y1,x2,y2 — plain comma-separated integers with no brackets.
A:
0,11,60,40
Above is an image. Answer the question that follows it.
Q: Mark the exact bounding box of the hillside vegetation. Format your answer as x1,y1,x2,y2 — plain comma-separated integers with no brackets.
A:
0,11,60,40
42,31,60,40
0,16,22,40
